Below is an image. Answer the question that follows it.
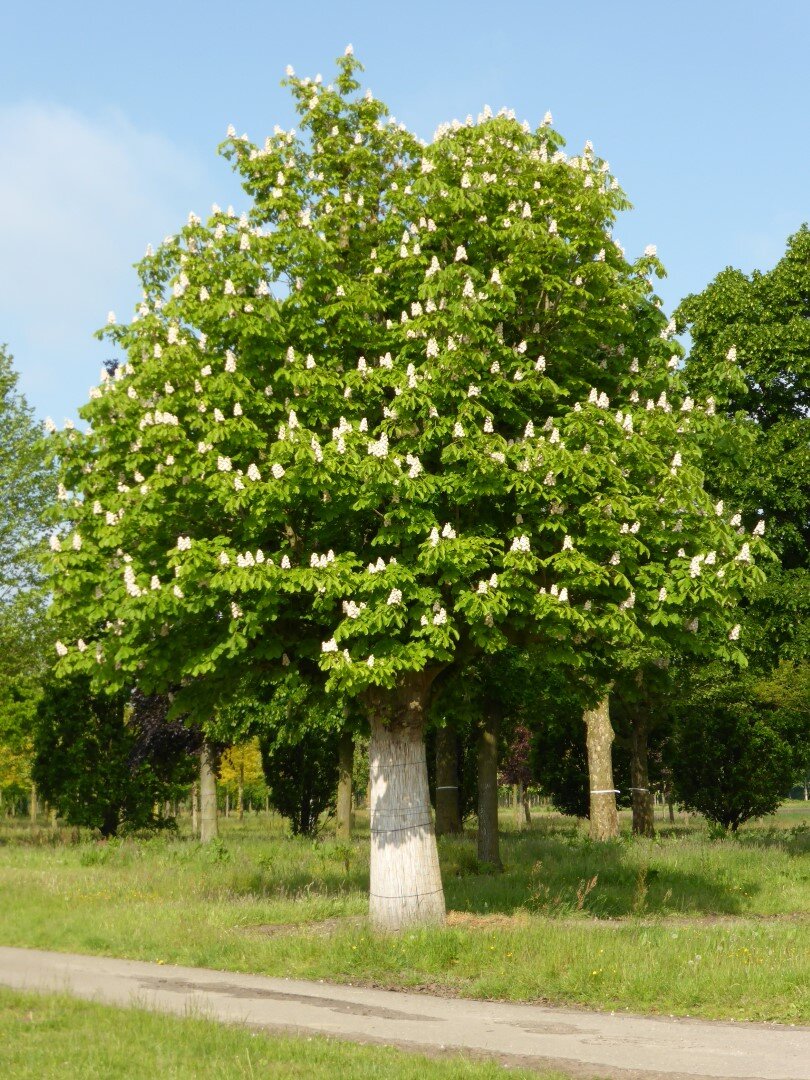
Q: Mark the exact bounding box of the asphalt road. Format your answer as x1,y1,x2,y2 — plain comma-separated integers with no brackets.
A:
1,946,808,1079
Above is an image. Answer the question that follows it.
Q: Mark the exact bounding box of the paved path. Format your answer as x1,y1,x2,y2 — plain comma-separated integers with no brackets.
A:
1,947,808,1079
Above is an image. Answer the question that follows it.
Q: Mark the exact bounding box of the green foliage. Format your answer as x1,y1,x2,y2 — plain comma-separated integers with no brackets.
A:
258,732,339,836
44,52,760,736
670,667,804,831
32,675,194,836
0,346,54,792
257,677,344,834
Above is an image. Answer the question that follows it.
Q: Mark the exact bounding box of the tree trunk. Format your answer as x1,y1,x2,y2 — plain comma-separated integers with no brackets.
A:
237,764,244,823
630,711,655,837
365,673,445,933
584,694,619,841
29,783,38,825
199,743,218,844
191,782,199,837
336,729,354,840
225,791,230,817
513,783,524,829
523,786,531,825
667,794,675,824
435,724,462,836
477,712,502,868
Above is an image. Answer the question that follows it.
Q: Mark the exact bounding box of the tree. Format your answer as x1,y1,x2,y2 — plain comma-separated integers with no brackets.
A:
674,229,809,824
669,665,804,831
32,676,195,836
219,739,266,819
0,345,53,814
46,52,762,929
676,226,809,662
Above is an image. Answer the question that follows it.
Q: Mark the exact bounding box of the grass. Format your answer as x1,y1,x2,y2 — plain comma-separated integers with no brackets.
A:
0,804,808,1024
0,987,571,1079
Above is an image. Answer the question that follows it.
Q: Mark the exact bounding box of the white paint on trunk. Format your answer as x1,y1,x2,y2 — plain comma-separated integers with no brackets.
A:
368,712,445,933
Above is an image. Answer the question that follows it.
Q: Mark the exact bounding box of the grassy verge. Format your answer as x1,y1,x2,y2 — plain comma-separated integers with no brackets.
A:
0,806,807,1024
0,988,570,1079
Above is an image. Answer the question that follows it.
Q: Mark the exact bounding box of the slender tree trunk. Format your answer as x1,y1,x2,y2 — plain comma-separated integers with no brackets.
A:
435,724,462,836
29,783,38,825
199,743,218,844
514,783,524,829
477,712,502,868
630,711,655,837
365,673,445,933
191,782,199,837
584,694,619,841
237,763,244,823
225,791,230,817
523,786,531,825
667,794,676,824
336,729,354,840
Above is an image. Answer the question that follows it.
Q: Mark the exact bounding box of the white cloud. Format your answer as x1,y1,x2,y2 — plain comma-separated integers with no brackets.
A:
0,102,219,419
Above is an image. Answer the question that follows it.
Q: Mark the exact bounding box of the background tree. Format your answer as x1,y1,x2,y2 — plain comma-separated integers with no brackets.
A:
0,345,53,817
669,664,804,831
219,739,267,819
32,676,195,836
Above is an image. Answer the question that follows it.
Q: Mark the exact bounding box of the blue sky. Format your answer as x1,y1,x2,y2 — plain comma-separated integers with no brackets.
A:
3,0,808,422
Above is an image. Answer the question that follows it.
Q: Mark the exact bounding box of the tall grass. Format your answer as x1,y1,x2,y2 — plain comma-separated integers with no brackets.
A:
0,805,807,1022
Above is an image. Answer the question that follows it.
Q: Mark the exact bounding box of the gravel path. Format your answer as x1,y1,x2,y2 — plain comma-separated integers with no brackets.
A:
1,946,808,1079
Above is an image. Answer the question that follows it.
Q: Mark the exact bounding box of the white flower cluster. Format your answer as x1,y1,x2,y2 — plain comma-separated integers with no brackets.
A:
510,535,531,553
729,624,741,641
752,520,765,536
310,550,336,569
124,565,142,598
368,432,389,458
176,536,192,551
271,463,285,479
387,588,403,605
433,607,447,625
405,453,422,478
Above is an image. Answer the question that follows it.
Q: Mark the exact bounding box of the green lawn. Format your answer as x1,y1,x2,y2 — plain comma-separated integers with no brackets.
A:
0,804,807,1024
0,988,570,1079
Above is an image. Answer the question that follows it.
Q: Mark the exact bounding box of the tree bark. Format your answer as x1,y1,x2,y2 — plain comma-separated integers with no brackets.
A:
237,763,244,822
435,724,462,836
199,742,218,844
513,783,523,829
336,729,354,840
630,710,655,837
191,782,199,838
523,785,531,825
477,712,502,868
365,673,445,933
584,694,619,841
29,783,38,825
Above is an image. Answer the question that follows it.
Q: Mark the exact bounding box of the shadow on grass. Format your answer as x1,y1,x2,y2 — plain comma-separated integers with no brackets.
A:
438,825,761,918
